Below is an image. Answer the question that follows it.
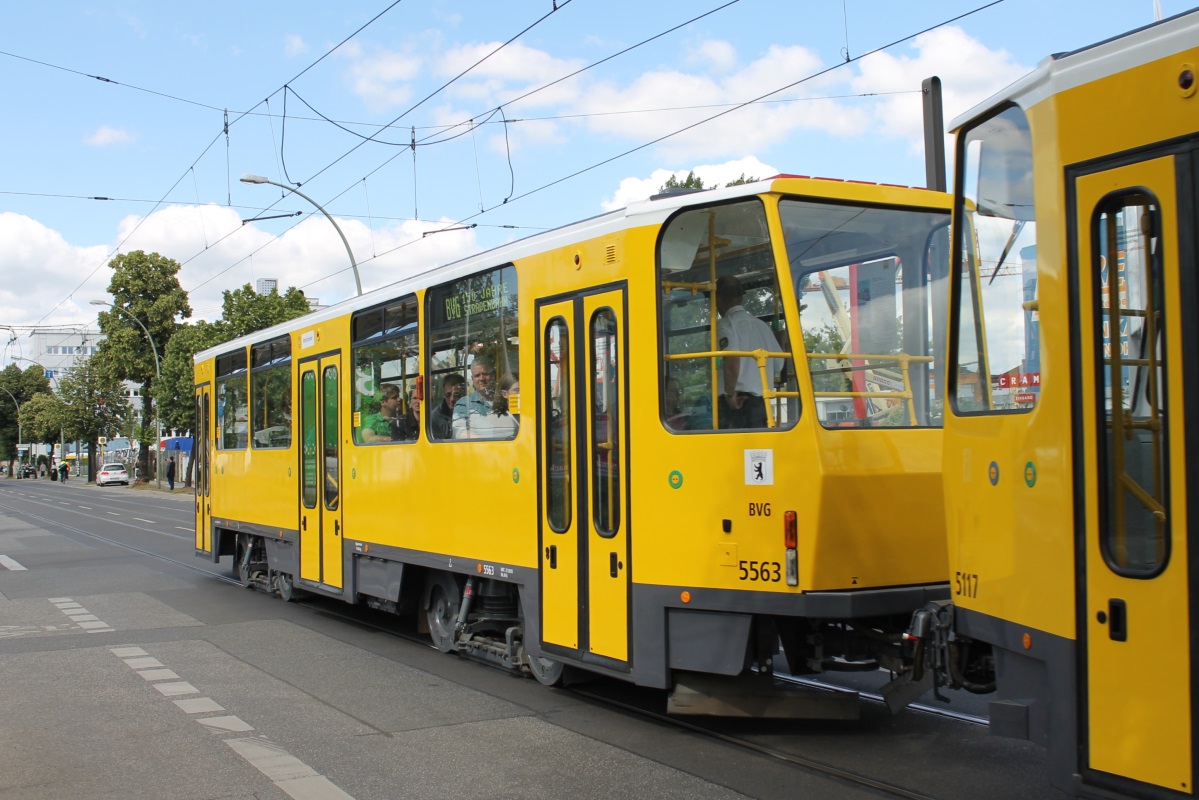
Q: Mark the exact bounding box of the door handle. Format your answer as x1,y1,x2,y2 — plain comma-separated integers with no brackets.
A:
301,516,307,531
546,544,557,569
610,552,622,577
334,519,340,537
1107,598,1127,642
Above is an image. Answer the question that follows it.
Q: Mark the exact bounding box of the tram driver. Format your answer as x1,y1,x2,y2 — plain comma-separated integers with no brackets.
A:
715,275,782,429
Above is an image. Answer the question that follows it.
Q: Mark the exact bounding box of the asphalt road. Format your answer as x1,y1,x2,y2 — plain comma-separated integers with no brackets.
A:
0,477,1068,800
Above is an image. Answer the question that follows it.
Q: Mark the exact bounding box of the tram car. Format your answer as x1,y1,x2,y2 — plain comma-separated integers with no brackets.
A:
194,174,952,714
905,8,1199,797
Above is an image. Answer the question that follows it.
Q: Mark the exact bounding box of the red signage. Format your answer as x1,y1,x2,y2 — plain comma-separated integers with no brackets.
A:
997,372,1040,389
1015,393,1037,404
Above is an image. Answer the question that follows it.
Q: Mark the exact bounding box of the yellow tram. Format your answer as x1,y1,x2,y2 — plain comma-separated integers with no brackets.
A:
194,175,952,711
910,8,1199,797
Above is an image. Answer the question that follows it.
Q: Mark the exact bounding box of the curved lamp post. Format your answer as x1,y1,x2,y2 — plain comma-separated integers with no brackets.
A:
0,386,19,477
90,301,161,490
240,173,362,296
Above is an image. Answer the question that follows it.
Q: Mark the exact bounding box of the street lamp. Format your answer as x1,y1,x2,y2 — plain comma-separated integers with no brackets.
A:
90,300,162,490
240,173,362,296
0,386,19,478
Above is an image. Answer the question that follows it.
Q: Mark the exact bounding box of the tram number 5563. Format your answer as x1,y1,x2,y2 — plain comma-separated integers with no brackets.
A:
954,571,979,598
739,560,782,582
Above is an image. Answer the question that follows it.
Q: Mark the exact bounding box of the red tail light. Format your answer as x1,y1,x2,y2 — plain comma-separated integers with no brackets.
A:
784,510,797,549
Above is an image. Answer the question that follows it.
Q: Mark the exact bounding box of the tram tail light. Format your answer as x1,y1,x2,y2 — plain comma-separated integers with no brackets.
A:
784,510,798,586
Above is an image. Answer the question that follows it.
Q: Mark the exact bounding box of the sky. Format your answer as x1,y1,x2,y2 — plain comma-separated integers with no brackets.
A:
0,0,1188,365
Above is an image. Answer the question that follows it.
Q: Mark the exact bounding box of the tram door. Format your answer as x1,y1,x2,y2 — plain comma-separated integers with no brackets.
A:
1073,151,1195,793
193,385,211,556
298,354,344,590
537,287,630,666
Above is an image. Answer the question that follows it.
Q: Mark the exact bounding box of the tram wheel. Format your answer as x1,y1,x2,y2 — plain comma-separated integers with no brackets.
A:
527,654,565,687
275,573,295,602
426,583,459,653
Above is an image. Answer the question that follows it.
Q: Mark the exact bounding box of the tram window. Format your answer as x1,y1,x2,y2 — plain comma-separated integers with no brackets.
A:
352,295,419,445
657,200,797,432
782,199,950,429
951,105,1039,415
250,338,292,448
426,265,519,441
545,318,571,532
1094,193,1168,575
591,308,620,536
215,349,248,450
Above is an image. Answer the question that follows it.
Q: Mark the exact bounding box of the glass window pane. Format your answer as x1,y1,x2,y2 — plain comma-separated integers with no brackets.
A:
301,371,317,509
426,265,519,441
591,308,619,537
657,200,796,432
251,345,292,449
782,200,950,428
952,105,1040,414
545,318,571,532
1096,194,1168,574
323,366,339,511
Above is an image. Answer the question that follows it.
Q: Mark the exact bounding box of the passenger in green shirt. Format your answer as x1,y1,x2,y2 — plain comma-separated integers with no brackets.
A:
359,385,402,442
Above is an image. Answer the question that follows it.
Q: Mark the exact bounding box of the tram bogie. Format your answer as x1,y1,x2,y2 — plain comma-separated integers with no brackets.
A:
195,174,953,718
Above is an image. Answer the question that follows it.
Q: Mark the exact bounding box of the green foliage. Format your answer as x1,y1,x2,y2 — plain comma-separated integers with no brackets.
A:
658,172,759,193
0,365,53,459
661,171,704,191
56,359,129,444
20,392,64,445
157,321,226,433
218,284,312,339
802,323,852,393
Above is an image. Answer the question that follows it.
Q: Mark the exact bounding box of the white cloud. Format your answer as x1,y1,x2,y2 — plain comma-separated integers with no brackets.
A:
602,156,779,210
285,35,309,56
686,40,738,73
84,126,135,147
346,48,423,112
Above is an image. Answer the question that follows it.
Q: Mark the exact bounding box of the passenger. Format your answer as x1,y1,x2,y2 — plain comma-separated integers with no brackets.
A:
400,386,421,441
664,376,688,430
715,275,783,429
453,372,519,439
452,355,497,437
430,374,466,441
359,384,402,442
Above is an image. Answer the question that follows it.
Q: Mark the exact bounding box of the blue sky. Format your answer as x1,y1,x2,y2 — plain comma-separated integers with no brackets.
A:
0,0,1186,348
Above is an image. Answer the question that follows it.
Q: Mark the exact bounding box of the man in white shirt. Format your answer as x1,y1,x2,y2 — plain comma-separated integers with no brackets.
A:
715,275,782,429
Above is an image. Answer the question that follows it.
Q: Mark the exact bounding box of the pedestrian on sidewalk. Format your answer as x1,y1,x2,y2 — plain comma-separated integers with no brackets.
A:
166,459,176,491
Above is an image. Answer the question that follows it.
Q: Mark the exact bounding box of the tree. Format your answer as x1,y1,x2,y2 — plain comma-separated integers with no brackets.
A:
0,365,52,475
96,250,192,483
56,358,129,482
20,392,64,466
217,284,312,339
658,172,758,193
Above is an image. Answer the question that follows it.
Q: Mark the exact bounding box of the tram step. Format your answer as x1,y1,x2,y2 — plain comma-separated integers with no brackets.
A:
668,672,860,719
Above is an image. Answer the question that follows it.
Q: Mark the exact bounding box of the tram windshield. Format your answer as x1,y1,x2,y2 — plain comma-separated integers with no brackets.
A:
952,104,1040,414
782,199,950,428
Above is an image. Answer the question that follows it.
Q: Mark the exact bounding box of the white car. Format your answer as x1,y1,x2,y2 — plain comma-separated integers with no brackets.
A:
96,463,130,487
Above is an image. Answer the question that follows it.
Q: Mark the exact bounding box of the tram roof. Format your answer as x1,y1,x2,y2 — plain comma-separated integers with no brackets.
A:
195,174,939,362
948,7,1199,134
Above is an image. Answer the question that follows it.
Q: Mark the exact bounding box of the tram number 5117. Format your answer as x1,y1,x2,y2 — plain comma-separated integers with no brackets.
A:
739,560,782,582
954,571,979,598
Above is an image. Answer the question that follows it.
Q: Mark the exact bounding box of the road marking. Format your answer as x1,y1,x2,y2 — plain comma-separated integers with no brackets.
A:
0,555,27,571
226,738,357,800
175,527,192,532
138,668,181,681
133,517,155,523
51,598,114,632
106,511,120,516
123,657,163,669
200,716,254,732
174,697,224,714
152,681,198,697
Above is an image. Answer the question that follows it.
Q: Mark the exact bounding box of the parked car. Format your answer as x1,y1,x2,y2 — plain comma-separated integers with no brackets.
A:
21,464,36,478
96,463,130,487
